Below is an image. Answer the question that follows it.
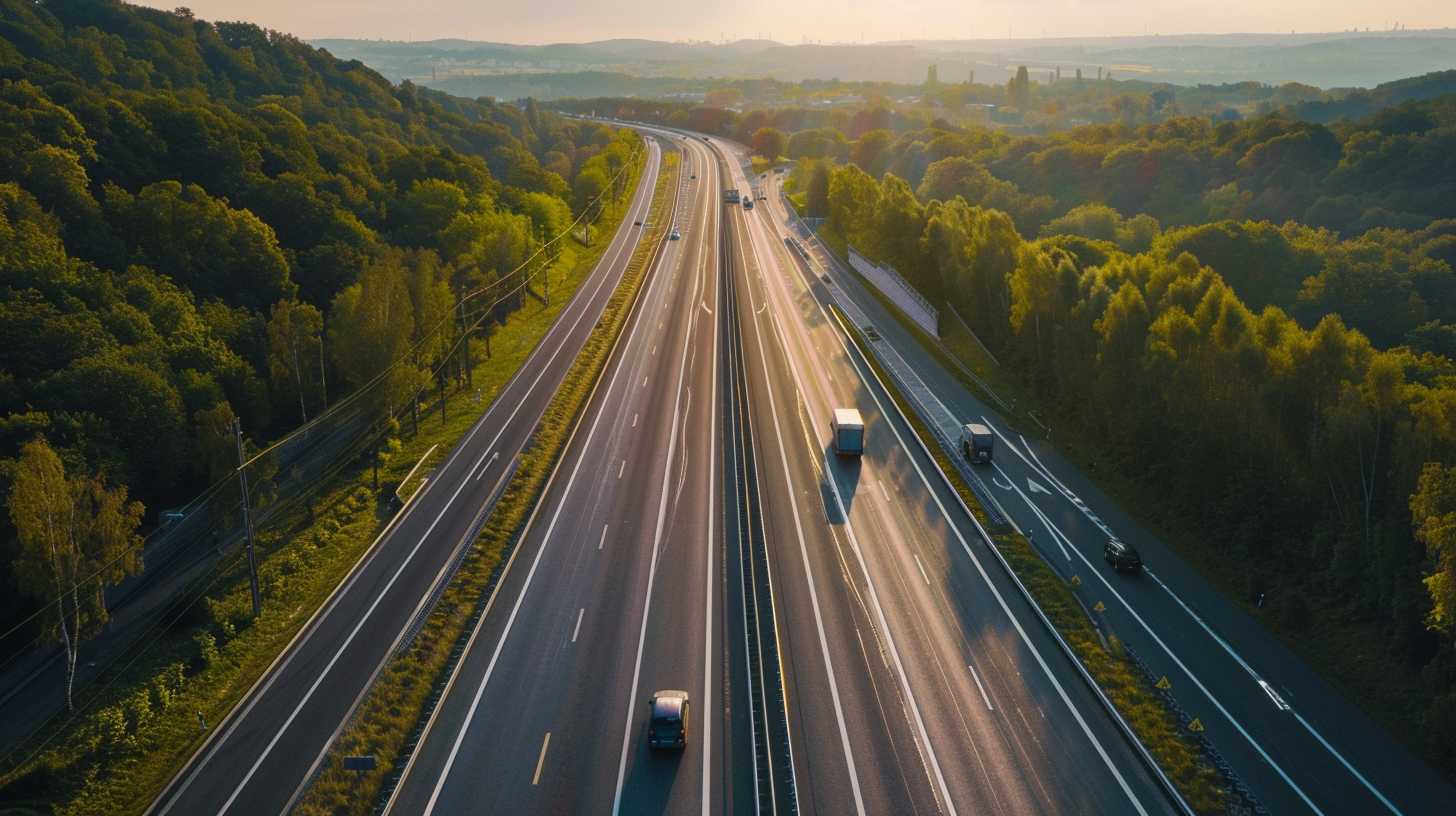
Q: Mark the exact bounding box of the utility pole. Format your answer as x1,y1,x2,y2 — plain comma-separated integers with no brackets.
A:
234,418,261,617
318,331,328,409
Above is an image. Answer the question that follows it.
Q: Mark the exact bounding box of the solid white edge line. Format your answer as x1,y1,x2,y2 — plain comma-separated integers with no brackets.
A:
415,142,679,815
1015,433,1401,815
982,418,1330,814
151,143,662,816
770,199,1153,815
743,178,960,816
702,135,720,816
610,137,710,816
733,201,867,816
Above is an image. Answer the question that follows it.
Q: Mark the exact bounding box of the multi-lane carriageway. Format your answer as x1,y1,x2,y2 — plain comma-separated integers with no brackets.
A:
143,122,1183,816
151,118,1453,816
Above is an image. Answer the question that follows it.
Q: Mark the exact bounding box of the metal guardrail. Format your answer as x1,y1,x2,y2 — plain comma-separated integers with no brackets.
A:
723,198,798,815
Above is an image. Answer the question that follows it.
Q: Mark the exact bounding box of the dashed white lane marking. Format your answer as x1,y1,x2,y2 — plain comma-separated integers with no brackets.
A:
532,732,551,785
914,553,931,586
968,664,994,711
572,609,584,643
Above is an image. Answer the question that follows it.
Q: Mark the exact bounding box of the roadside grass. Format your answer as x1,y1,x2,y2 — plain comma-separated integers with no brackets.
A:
832,303,1228,815
0,153,649,816
292,150,679,816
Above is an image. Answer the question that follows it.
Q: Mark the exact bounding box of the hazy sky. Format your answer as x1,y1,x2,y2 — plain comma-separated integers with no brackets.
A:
145,1,1455,43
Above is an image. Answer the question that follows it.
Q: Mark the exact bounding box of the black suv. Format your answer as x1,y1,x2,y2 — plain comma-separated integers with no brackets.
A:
647,690,690,749
1104,538,1143,575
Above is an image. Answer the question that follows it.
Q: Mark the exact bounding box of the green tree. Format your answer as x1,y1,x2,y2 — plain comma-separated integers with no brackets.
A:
328,260,421,416
806,161,831,218
391,179,468,248
7,438,144,712
1412,462,1456,633
750,127,788,161
265,300,324,426
1008,65,1032,110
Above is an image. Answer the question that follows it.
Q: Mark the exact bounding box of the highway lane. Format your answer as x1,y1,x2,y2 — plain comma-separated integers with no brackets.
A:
718,145,1175,815
145,138,663,816
756,162,1456,814
387,133,737,815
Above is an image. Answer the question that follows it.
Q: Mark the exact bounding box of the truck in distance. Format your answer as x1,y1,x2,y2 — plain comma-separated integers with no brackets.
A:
724,188,740,204
831,408,865,456
961,423,994,464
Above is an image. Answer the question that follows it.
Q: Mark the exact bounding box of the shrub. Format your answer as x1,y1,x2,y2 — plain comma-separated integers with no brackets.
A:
193,631,218,670
123,688,153,736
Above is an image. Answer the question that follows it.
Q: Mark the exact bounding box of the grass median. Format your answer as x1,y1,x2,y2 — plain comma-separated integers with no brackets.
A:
0,150,650,816
293,150,679,816
831,303,1228,815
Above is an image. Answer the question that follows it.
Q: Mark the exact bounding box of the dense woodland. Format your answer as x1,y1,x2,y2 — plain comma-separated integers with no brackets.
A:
574,81,1456,774
0,0,638,645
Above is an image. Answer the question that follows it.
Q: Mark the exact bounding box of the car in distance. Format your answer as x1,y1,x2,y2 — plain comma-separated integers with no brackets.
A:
1104,538,1143,574
634,219,642,226
669,226,681,240
647,690,690,749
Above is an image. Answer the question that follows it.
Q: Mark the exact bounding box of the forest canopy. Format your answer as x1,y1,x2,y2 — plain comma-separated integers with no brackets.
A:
0,0,639,636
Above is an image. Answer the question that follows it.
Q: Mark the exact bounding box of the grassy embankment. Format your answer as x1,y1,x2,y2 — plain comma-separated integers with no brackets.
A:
831,302,1227,814
293,150,679,814
0,150,649,816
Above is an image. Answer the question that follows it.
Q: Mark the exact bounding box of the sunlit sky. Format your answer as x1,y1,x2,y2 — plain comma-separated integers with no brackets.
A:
144,1,1454,44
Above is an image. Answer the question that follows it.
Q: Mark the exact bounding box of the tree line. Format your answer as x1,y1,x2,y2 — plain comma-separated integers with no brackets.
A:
0,0,639,676
811,156,1456,776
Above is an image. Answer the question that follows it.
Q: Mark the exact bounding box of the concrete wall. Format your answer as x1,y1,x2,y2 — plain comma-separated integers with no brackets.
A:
846,246,939,337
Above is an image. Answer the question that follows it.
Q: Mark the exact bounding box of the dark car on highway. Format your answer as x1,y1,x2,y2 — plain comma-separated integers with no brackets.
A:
647,690,690,749
1104,538,1143,574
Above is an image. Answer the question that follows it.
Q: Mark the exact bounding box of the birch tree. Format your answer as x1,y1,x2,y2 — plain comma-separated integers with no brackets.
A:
7,439,144,712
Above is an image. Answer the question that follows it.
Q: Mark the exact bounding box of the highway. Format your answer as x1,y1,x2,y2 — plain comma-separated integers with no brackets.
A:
144,138,664,816
387,132,742,814
717,147,1174,816
749,147,1456,814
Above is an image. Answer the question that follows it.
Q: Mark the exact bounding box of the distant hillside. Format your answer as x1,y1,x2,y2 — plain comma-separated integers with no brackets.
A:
315,30,1456,91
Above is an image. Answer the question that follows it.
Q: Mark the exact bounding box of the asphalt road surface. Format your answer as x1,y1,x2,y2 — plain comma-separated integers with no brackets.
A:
751,145,1456,815
145,139,664,816
718,146,1175,816
387,133,740,814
